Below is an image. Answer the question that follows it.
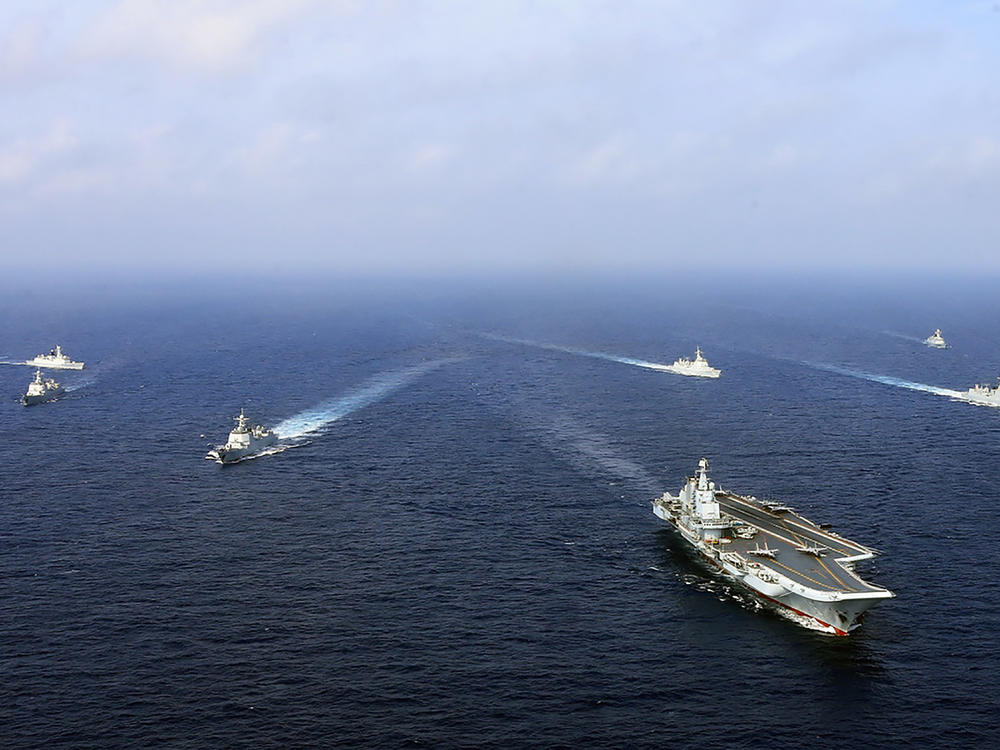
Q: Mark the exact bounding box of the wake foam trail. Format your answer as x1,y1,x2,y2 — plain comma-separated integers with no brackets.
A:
882,330,925,344
803,361,964,399
65,374,98,392
482,333,673,373
273,359,451,439
546,413,660,493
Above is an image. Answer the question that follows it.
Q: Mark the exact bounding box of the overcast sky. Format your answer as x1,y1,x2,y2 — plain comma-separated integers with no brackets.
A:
2,1,998,276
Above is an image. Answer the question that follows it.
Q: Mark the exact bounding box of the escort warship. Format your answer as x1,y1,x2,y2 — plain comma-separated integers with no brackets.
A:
22,369,65,406
955,378,1000,408
648,348,721,378
206,409,278,464
24,345,85,370
653,458,893,635
924,329,948,349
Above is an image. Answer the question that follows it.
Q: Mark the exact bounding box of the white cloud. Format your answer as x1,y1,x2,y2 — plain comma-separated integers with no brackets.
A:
2,1,999,271
409,143,456,171
77,0,324,73
0,121,77,185
566,135,643,188
229,122,323,176
926,136,1000,180
0,17,45,78
34,166,113,196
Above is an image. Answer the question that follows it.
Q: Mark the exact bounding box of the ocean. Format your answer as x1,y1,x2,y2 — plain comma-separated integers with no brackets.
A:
1,274,997,748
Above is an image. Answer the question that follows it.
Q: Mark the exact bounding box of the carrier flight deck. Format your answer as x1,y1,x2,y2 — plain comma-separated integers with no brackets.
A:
654,459,893,634
713,492,885,595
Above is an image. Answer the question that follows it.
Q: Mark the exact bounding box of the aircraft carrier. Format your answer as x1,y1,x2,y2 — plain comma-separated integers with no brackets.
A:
653,458,893,635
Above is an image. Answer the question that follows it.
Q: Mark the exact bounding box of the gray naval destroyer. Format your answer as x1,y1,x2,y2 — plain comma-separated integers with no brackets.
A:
206,409,278,464
924,329,948,349
645,348,722,378
955,378,1000,407
22,369,65,406
653,458,893,635
24,345,85,370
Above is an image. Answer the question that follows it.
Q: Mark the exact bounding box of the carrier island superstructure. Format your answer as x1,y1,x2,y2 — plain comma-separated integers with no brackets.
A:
653,458,893,635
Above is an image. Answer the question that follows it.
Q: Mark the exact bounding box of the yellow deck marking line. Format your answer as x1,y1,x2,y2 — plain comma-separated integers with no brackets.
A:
778,517,859,556
754,531,839,589
814,555,860,591
780,518,806,545
780,521,868,592
721,495,858,557
739,524,801,548
777,519,861,591
720,498,877,593
750,529,858,592
766,558,841,592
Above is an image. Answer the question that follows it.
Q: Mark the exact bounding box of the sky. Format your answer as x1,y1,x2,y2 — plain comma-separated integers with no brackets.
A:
1,1,999,276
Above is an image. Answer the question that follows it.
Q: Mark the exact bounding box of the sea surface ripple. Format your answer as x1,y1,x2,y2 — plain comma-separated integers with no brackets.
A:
1,278,997,748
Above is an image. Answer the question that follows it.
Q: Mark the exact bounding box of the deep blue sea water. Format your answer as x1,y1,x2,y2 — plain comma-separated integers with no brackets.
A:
1,274,998,748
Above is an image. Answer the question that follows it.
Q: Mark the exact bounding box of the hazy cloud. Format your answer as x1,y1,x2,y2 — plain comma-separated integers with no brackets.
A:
1,1,998,273
77,0,323,73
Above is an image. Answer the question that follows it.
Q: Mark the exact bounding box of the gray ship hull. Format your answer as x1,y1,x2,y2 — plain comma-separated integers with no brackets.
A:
24,360,84,370
22,389,65,406
662,511,888,634
210,437,279,464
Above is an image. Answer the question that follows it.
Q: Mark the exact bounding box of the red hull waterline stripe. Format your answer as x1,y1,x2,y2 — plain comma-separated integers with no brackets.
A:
698,549,849,636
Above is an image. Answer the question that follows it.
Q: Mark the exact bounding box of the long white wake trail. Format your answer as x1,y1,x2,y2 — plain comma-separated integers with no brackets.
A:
483,333,674,373
804,361,964,399
273,360,451,440
882,330,926,344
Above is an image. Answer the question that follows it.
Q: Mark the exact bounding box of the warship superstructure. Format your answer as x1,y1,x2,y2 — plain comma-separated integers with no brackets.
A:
956,378,1000,407
206,409,278,464
24,345,85,370
649,348,721,378
22,369,65,406
924,329,947,349
653,458,893,635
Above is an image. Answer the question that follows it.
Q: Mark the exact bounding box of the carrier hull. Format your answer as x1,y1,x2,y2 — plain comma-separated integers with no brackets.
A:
653,459,893,635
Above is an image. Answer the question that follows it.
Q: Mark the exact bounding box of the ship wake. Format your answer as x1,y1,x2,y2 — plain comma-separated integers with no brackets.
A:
482,333,675,373
881,330,926,344
272,359,451,440
803,361,964,400
64,374,98,392
540,412,660,493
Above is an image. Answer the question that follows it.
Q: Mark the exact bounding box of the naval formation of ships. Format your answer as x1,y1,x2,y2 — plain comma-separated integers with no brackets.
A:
8,327,1000,635
10,346,85,406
